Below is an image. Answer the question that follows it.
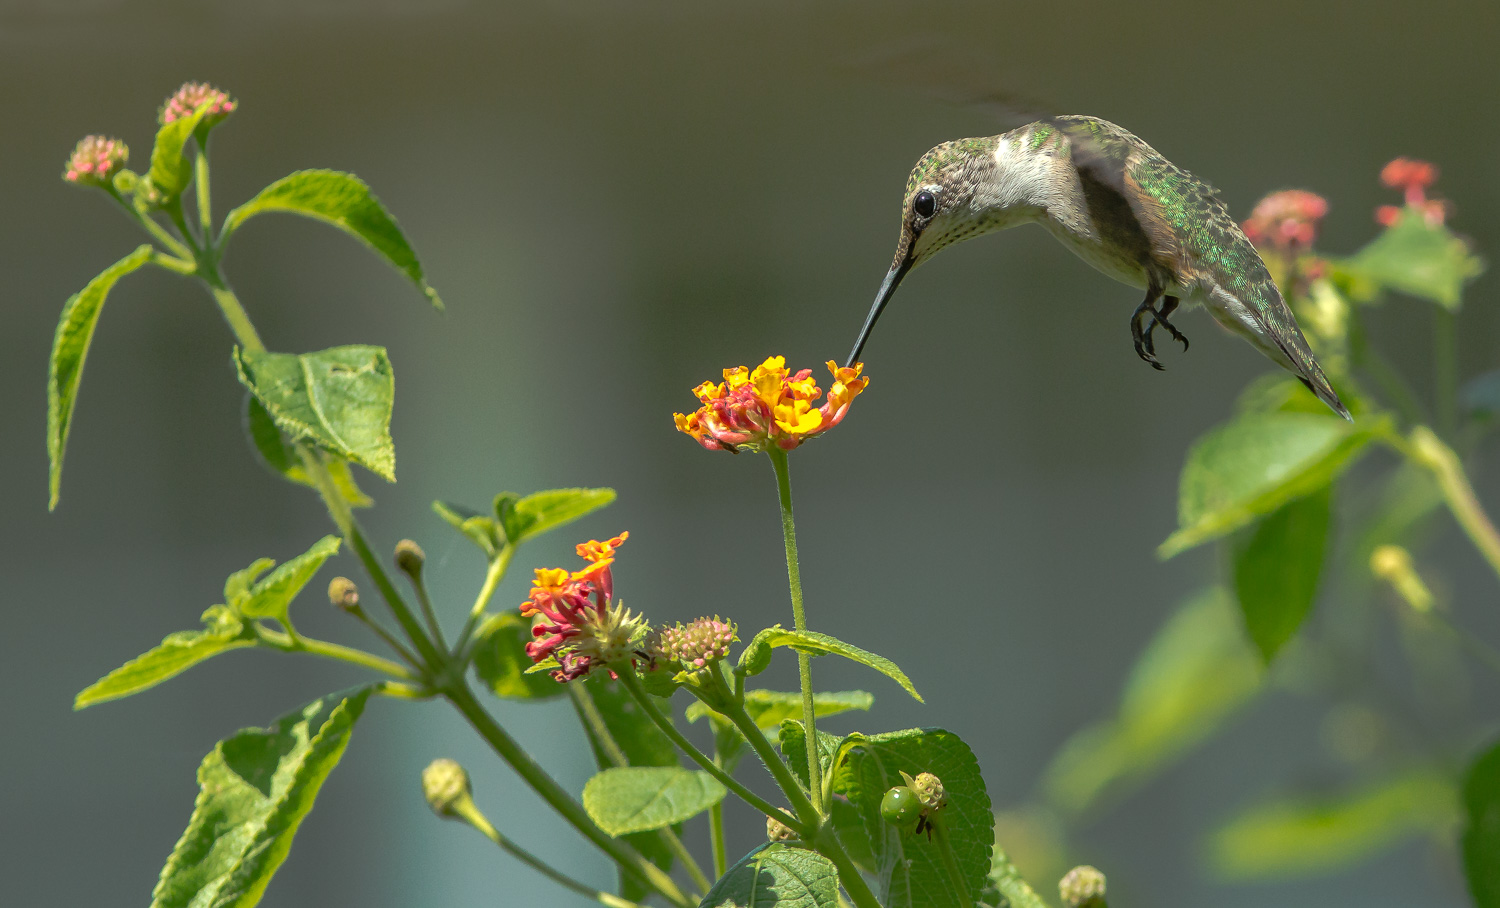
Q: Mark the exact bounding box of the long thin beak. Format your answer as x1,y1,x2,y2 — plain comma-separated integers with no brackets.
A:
846,259,912,367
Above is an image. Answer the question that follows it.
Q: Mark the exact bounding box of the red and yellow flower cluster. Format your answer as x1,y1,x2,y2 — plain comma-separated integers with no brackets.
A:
674,356,869,453
1242,189,1329,251
521,533,642,681
1377,157,1449,227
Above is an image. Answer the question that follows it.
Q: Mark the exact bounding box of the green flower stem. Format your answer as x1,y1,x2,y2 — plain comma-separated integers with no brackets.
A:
810,822,886,908
409,572,449,652
619,670,803,834
148,251,198,275
194,141,213,245
930,819,975,908
1398,427,1500,584
709,760,728,878
108,190,196,261
696,674,818,825
454,544,516,660
167,199,201,251
569,685,712,895
345,604,425,670
1435,307,1459,437
450,795,643,908
445,680,692,908
205,278,267,354
766,447,824,814
988,845,1053,908
255,625,418,680
375,680,430,700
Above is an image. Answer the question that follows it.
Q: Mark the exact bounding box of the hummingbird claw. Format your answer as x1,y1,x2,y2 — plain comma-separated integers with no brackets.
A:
1151,296,1191,353
1130,292,1166,370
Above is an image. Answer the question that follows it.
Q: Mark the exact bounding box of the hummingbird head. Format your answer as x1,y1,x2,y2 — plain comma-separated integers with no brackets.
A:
847,135,1030,366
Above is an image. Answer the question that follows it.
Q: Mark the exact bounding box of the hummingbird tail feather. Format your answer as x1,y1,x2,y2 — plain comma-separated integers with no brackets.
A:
1205,284,1352,421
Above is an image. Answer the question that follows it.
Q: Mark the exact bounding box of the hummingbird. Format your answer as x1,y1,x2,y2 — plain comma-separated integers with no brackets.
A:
845,116,1350,420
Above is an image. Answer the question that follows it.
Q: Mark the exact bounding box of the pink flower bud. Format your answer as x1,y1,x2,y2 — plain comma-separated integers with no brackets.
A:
159,82,237,127
62,135,128,186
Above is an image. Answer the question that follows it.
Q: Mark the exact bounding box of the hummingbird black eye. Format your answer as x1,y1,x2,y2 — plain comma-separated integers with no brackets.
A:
913,190,937,219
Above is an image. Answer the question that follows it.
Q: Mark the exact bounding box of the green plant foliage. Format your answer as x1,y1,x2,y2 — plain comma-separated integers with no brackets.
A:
1232,487,1332,662
149,688,372,908
471,612,564,699
220,170,442,309
75,605,253,709
46,244,155,509
245,397,372,506
497,487,618,546
686,689,874,776
778,720,844,792
701,844,840,908
1463,738,1500,907
741,627,921,702
146,105,217,204
832,728,993,908
1160,411,1377,558
1210,769,1457,879
431,500,502,558
232,536,341,625
979,843,1050,908
582,767,727,836
234,345,396,481
1344,208,1484,310
1045,587,1263,814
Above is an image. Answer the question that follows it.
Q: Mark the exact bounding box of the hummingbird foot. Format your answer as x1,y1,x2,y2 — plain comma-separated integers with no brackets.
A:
1130,293,1167,371
1148,296,1190,353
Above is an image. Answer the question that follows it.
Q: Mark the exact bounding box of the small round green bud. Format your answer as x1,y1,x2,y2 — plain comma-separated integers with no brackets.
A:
328,576,360,610
880,786,922,829
737,633,772,676
766,815,797,842
1059,865,1107,908
422,758,471,818
394,539,426,575
909,772,946,812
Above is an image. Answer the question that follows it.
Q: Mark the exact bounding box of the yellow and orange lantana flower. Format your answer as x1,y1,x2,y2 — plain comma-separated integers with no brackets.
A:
673,356,869,453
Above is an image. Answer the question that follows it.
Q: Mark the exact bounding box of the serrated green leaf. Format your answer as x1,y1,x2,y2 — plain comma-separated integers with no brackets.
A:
742,627,920,702
245,396,371,506
980,843,1050,908
1159,411,1378,558
702,844,840,908
686,690,874,731
1044,587,1263,814
220,170,441,309
778,720,844,792
47,244,156,509
1464,737,1500,907
237,536,341,624
472,611,564,700
1232,486,1332,662
75,609,254,709
150,688,371,908
1210,769,1457,879
234,346,396,481
431,500,501,558
501,487,617,546
832,728,993,908
582,767,727,836
1344,208,1484,310
224,558,276,608
146,104,216,204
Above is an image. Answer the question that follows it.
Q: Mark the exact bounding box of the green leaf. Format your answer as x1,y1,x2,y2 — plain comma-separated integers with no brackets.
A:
582,767,727,836
980,843,1051,908
1044,587,1263,814
224,560,275,609
472,612,564,700
146,105,216,204
1210,769,1457,879
831,728,993,908
778,720,844,793
245,396,371,506
75,606,254,709
741,627,921,702
1232,486,1332,662
701,844,839,908
150,688,372,908
220,170,442,309
500,487,618,546
1463,737,1500,907
236,536,342,624
431,500,501,558
1344,208,1484,310
47,244,156,509
234,346,396,481
686,689,874,732
1159,411,1377,558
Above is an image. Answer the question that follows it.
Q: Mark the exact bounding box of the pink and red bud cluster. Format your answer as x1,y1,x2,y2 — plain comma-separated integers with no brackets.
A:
159,82,237,126
1242,189,1329,251
520,533,643,681
653,617,736,671
1376,157,1448,227
675,356,869,454
63,135,128,186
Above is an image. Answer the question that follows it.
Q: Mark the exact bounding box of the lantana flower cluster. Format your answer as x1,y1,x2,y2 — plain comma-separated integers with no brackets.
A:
159,82,238,127
1377,157,1449,227
520,533,645,681
652,616,736,673
1242,189,1329,251
63,136,129,187
674,356,869,453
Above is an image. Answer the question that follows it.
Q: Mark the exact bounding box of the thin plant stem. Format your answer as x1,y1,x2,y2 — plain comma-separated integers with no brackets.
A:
709,757,728,879
255,625,418,680
569,685,711,895
695,674,818,826
451,796,643,908
167,199,201,251
148,250,198,275
107,191,196,260
345,605,424,670
1394,428,1500,584
374,680,429,700
204,278,266,353
409,573,449,651
809,822,887,908
194,140,213,245
618,671,803,833
766,448,824,814
1435,307,1459,437
454,544,516,659
445,681,692,908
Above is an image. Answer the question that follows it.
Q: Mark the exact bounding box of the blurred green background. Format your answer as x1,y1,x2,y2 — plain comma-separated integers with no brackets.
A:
4,1,1499,905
